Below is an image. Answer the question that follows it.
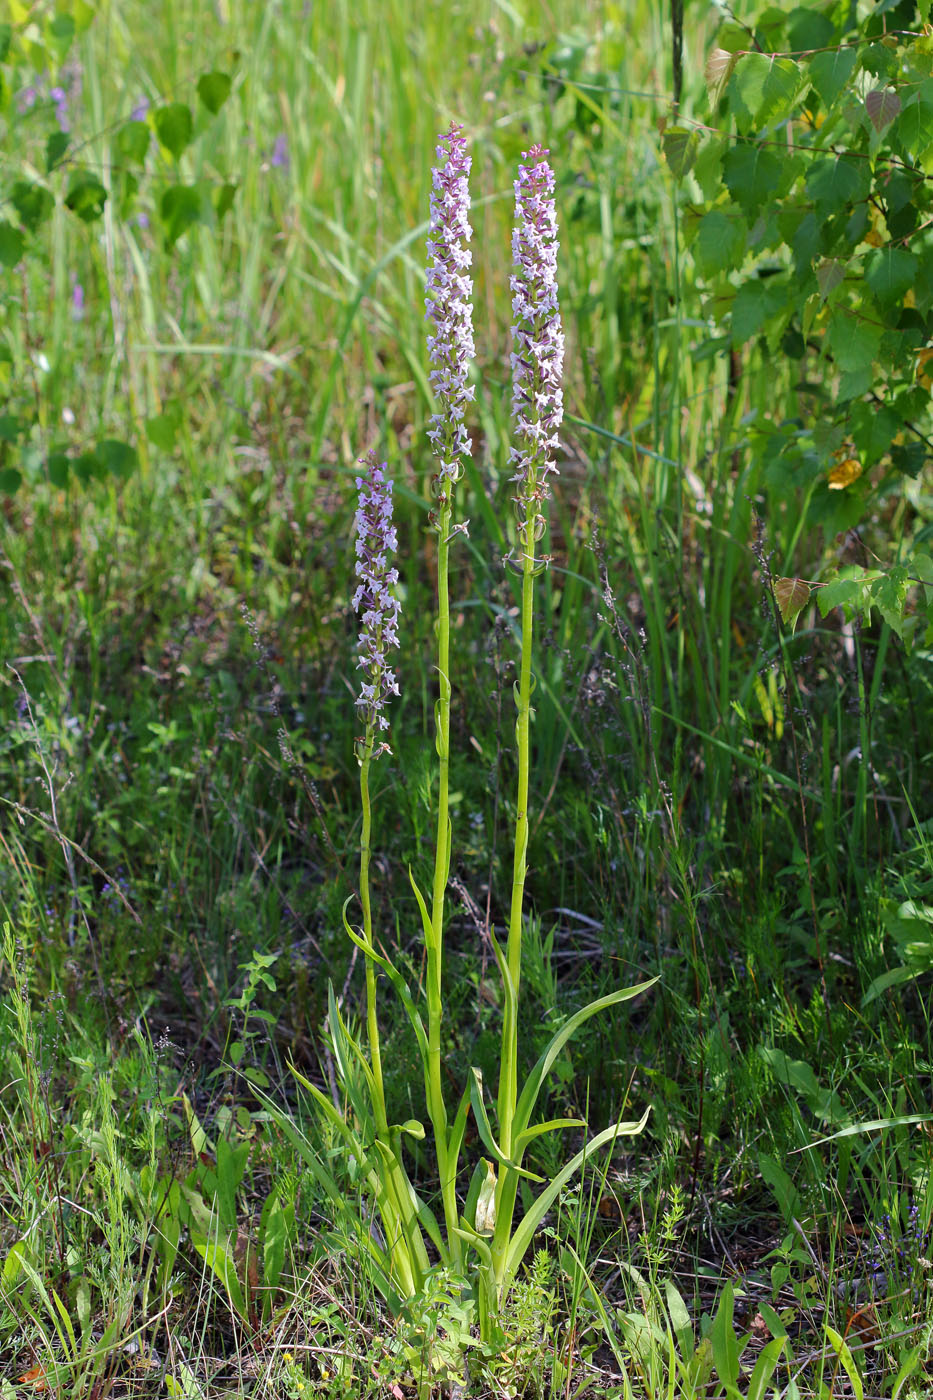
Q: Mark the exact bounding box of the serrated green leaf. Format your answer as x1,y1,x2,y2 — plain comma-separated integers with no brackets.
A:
155,102,193,159
894,97,933,157
826,311,881,373
787,7,835,52
197,71,232,114
730,53,799,131
806,156,870,213
731,278,786,344
865,246,918,305
850,401,900,460
694,209,746,277
808,47,858,107
661,126,699,178
722,145,787,216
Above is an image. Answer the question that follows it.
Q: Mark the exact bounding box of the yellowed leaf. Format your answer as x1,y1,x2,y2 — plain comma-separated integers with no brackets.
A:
827,457,862,489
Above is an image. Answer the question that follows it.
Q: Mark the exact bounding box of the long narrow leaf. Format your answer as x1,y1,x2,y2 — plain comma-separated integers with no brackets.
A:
513,979,657,1141
470,1068,542,1181
504,1108,650,1285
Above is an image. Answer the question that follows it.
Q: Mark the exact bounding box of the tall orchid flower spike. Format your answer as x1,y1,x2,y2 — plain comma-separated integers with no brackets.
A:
352,451,401,747
509,144,564,554
414,121,476,1270
425,121,475,514
349,449,401,1140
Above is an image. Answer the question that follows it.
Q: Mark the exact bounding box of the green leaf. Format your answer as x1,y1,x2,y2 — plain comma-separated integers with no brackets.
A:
160,185,203,247
850,400,900,460
145,411,178,451
731,278,786,344
504,1110,650,1290
512,978,658,1142
0,222,24,268
0,468,21,495
787,7,834,52
807,47,858,107
117,120,151,164
11,180,54,233
864,246,918,306
806,156,870,214
65,176,107,223
661,126,699,178
710,1281,741,1387
826,312,881,373
0,416,22,442
722,145,787,216
758,1046,849,1124
694,209,746,277
45,131,69,172
0,24,11,61
48,453,69,488
73,451,103,483
871,564,909,630
894,97,933,157
214,181,237,219
155,102,193,159
197,71,232,114
730,53,799,131
97,439,139,479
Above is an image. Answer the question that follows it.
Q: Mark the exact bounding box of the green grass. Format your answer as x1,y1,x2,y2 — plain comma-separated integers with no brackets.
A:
2,0,933,1394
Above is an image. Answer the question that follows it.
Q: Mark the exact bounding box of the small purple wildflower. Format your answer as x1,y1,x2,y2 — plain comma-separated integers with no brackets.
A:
130,97,150,122
71,280,84,321
50,85,69,132
17,87,38,114
270,134,290,170
425,122,475,505
509,144,564,542
352,451,401,738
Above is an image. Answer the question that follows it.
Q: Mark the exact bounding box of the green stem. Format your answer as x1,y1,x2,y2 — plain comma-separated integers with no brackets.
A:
359,728,389,1139
428,501,460,1268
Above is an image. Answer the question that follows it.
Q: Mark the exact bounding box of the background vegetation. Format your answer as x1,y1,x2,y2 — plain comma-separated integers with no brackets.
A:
2,0,933,1394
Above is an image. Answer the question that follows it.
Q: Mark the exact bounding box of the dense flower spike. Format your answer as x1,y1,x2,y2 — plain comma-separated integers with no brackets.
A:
509,145,564,540
425,122,475,502
352,451,401,734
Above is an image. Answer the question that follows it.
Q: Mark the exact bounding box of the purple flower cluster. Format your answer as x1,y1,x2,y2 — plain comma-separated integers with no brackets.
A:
352,451,401,735
509,145,564,539
425,122,475,501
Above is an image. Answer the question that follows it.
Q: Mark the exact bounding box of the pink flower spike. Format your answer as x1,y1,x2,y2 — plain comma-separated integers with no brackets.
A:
425,122,475,497
509,145,564,539
353,451,401,739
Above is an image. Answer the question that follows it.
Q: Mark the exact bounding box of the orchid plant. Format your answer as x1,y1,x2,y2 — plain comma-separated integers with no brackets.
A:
275,123,655,1366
